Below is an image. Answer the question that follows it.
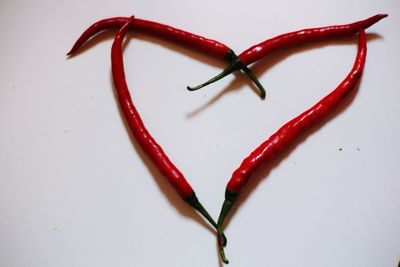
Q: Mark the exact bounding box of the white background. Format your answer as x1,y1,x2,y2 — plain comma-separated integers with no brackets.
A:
1,1,399,266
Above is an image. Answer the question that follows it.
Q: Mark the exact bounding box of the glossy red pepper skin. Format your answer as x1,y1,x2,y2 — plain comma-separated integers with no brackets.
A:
188,14,385,99
239,14,384,66
217,29,367,264
68,16,233,60
111,17,193,198
110,16,226,243
228,30,367,193
68,16,266,97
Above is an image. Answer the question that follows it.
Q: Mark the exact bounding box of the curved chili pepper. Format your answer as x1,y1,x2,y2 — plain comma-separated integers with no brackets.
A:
105,16,227,244
188,14,386,99
67,16,265,97
217,28,367,264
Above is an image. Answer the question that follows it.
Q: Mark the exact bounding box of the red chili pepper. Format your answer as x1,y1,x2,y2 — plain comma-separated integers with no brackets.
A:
217,28,367,264
188,14,386,99
68,17,229,58
103,16,226,243
67,16,265,96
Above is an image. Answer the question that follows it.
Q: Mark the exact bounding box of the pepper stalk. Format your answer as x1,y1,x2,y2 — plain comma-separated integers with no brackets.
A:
187,50,266,99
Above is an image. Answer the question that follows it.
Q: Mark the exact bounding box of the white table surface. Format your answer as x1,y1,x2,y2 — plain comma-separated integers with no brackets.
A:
1,1,399,266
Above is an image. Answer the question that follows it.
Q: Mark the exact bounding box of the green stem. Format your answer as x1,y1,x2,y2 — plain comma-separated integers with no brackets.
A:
241,66,266,99
219,235,230,264
187,50,266,99
185,193,227,246
187,62,237,91
217,191,239,264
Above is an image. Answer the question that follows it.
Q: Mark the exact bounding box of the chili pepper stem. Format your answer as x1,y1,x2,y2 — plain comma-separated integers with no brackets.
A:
187,62,238,91
185,194,227,246
241,66,266,99
187,54,266,99
219,241,230,264
217,191,239,264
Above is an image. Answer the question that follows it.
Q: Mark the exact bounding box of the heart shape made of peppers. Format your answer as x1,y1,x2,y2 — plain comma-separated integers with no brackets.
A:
68,14,384,264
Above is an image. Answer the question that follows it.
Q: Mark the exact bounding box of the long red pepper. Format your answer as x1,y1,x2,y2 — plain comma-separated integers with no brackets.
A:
67,16,265,97
68,17,230,58
188,14,386,98
107,16,226,243
217,28,367,264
